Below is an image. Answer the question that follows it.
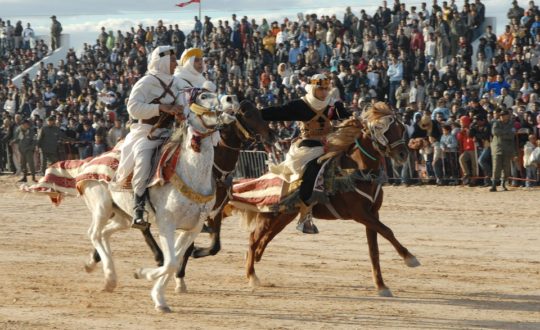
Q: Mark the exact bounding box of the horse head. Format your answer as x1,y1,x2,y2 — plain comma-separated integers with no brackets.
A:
220,95,240,113
187,90,236,133
236,100,274,145
360,102,408,165
218,98,274,146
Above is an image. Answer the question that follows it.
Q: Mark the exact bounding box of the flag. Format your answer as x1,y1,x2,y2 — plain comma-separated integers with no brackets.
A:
175,0,200,7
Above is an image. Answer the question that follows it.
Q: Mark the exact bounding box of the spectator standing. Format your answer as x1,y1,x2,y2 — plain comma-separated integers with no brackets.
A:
78,120,95,159
457,115,479,185
13,21,23,49
490,110,516,191
12,119,36,182
523,134,538,187
22,23,35,49
387,55,403,107
37,116,63,175
50,15,62,51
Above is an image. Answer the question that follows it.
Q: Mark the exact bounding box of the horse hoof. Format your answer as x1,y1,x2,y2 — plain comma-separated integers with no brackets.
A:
84,262,96,273
249,275,260,288
175,286,188,294
405,255,421,268
102,281,116,293
191,248,208,259
133,269,142,280
155,305,172,314
378,288,393,297
175,278,188,294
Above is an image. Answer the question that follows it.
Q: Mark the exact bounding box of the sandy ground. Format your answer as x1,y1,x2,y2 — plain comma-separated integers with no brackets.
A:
0,175,539,330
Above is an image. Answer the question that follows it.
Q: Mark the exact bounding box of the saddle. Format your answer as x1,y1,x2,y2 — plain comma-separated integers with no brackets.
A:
230,156,380,214
108,143,181,192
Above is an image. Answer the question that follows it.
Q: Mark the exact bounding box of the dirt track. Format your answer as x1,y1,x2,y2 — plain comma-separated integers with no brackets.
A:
0,175,539,329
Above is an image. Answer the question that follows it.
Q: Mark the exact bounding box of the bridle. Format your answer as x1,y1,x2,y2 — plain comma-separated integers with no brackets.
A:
363,114,406,157
234,105,261,143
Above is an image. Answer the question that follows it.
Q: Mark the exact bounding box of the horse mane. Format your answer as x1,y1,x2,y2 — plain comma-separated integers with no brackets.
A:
318,117,363,162
163,121,188,152
318,102,393,163
360,101,394,123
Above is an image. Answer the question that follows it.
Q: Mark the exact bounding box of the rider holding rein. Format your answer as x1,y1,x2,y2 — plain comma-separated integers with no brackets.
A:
116,45,185,230
260,74,351,234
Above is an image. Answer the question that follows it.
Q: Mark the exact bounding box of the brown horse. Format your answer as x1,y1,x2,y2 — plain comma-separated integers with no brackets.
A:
232,102,419,297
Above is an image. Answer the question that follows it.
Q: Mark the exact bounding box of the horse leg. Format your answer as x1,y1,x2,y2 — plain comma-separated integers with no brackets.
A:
192,212,222,258
367,211,420,268
134,221,177,281
85,212,130,272
134,221,177,312
254,213,296,262
366,227,392,297
175,242,194,294
142,226,164,267
245,213,294,289
83,184,117,292
152,230,198,312
246,230,261,289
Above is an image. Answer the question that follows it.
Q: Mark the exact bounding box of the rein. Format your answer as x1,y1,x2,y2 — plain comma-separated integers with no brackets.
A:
354,138,378,161
190,125,217,153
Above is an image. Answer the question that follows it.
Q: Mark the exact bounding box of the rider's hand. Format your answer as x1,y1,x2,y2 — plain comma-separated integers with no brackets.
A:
159,104,183,115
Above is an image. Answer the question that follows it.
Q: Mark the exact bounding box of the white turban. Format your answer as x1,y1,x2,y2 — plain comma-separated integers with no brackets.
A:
148,46,175,76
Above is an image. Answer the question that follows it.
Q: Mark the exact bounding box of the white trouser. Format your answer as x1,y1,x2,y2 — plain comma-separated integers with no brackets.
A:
132,143,158,197
117,123,166,197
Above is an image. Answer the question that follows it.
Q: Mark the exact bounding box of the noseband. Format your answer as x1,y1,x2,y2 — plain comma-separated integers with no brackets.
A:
364,114,406,157
233,107,261,145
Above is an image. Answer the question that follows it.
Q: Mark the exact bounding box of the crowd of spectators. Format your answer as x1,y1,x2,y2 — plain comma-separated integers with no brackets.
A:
1,0,540,188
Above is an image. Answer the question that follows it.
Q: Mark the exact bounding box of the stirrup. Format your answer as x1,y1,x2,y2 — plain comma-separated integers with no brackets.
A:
296,212,319,234
132,217,150,230
131,207,150,230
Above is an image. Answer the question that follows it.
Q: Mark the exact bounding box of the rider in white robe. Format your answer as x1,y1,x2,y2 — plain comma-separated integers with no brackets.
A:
174,48,216,113
116,45,186,229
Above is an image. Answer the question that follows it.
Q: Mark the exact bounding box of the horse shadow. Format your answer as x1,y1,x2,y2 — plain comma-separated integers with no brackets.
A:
189,287,540,329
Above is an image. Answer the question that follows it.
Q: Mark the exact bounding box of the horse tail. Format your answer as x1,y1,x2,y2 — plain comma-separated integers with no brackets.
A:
229,204,259,232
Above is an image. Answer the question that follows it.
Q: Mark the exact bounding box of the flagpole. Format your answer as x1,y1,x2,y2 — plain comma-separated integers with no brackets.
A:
199,0,202,21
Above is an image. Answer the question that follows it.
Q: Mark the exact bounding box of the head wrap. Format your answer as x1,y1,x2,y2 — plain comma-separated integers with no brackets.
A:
148,46,175,76
174,48,206,87
303,74,331,111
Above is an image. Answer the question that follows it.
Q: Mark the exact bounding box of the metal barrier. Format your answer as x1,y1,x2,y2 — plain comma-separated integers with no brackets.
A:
234,151,269,179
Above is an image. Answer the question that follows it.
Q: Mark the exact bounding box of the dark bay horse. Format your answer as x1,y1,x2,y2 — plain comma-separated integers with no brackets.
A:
232,102,420,297
90,99,273,292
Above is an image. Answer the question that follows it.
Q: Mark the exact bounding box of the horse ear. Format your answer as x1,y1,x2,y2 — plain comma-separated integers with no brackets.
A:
189,88,200,104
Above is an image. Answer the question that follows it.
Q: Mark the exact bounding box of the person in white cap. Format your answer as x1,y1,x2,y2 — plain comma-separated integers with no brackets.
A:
260,73,351,234
116,45,185,229
174,48,215,113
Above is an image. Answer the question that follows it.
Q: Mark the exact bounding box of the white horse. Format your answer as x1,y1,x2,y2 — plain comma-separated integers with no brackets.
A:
82,91,235,313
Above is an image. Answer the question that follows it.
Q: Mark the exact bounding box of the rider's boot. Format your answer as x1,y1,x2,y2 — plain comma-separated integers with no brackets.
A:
132,193,149,230
296,201,319,234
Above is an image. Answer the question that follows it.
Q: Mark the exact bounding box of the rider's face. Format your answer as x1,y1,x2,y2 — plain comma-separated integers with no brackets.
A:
169,55,177,74
193,57,203,73
314,86,329,101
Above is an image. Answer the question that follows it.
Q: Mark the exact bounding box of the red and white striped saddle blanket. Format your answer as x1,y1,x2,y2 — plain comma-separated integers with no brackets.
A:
24,144,181,205
230,173,301,213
